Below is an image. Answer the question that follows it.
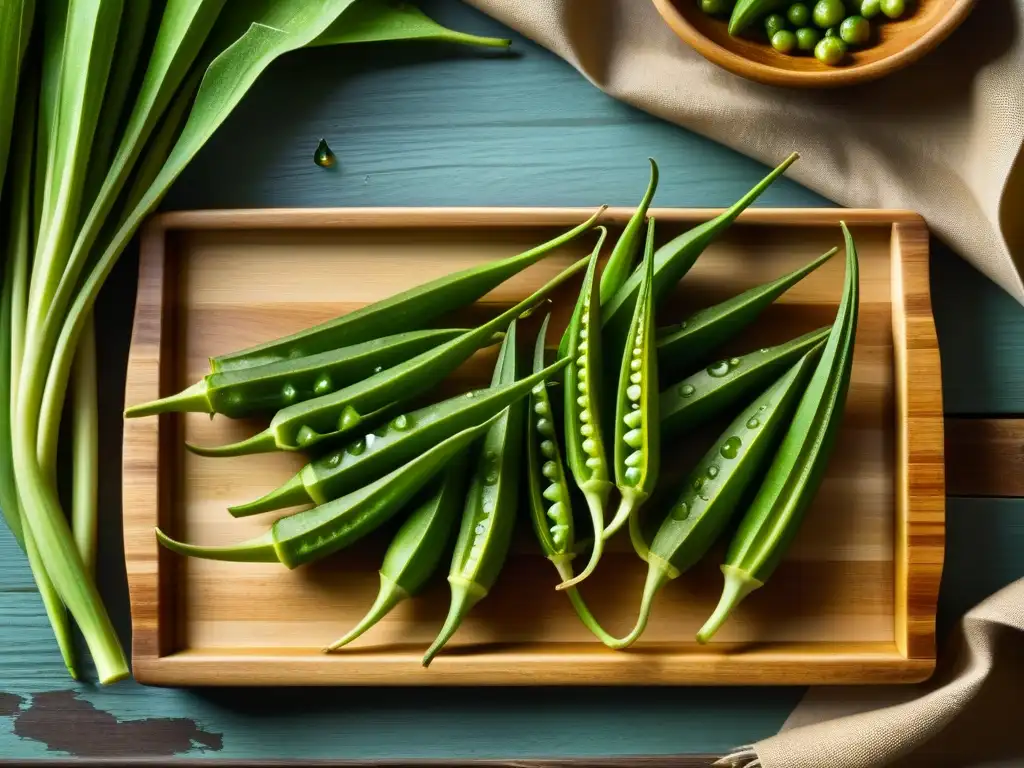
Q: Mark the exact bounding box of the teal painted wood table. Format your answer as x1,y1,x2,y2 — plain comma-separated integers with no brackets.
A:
2,1,1022,762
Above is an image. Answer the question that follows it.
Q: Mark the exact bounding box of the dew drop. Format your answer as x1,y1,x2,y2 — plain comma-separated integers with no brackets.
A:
373,365,383,374
313,138,336,168
729,357,740,366
758,405,767,412
282,384,297,403
720,436,742,460
391,414,411,431
746,417,761,429
346,438,366,456
671,501,690,521
313,376,333,396
707,360,730,377
327,452,342,467
707,465,719,479
679,383,696,398
296,426,320,446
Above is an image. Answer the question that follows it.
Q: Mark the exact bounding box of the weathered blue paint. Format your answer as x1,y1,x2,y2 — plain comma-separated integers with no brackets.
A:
1,0,1021,760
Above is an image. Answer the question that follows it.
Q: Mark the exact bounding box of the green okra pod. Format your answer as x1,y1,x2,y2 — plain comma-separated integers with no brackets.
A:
613,344,824,648
605,218,660,541
526,314,629,649
229,356,571,516
211,207,605,372
655,246,838,382
154,413,502,569
125,328,470,419
186,252,592,457
556,159,658,360
423,320,524,667
697,222,860,644
558,227,612,590
659,326,831,440
601,153,799,360
323,453,469,652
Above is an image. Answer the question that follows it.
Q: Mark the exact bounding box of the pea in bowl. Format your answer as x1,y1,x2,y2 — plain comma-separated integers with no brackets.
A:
651,0,977,88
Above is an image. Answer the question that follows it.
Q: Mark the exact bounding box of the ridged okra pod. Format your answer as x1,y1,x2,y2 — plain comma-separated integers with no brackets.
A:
556,159,658,359
154,414,502,569
600,153,799,361
697,223,860,644
125,328,468,419
614,345,824,648
229,357,570,516
323,453,469,651
211,208,605,372
186,252,592,457
659,326,831,440
558,227,612,590
604,219,659,540
423,321,524,666
655,246,837,382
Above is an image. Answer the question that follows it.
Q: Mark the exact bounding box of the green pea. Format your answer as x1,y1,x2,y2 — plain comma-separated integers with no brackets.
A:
771,29,797,53
840,15,871,44
795,26,821,51
815,35,847,65
764,12,787,37
786,2,810,26
812,0,846,28
700,0,734,14
880,0,905,18
860,0,881,17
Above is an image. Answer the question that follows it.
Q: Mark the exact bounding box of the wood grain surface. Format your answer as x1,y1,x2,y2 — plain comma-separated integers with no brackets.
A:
652,0,978,88
123,206,942,686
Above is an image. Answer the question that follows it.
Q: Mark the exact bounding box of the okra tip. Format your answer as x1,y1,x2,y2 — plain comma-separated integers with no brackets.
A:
422,579,485,667
185,429,278,458
555,493,605,591
154,527,280,563
229,472,311,517
124,380,212,418
324,573,408,652
695,565,764,645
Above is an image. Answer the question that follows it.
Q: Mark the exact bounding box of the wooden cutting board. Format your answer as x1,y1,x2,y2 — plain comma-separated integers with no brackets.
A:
122,206,943,686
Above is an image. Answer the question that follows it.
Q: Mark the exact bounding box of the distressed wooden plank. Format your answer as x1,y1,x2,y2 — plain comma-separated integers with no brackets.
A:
945,418,1024,497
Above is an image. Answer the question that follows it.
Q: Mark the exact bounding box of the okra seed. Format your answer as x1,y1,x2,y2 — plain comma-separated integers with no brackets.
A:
579,327,589,340
543,484,562,502
624,467,642,485
327,452,342,467
534,400,550,417
623,428,643,448
548,503,566,522
465,391,475,398
577,395,589,408
623,410,643,429
483,501,495,516
551,528,567,546
632,346,642,357
579,410,591,422
631,402,640,411
671,501,690,521
537,418,554,437
532,384,544,396
581,423,594,436
625,450,643,467
470,544,483,558
313,375,333,395
707,360,730,377
578,367,588,381
576,355,587,368
720,435,743,460
577,380,588,393
585,457,602,469
746,416,761,429
578,341,588,352
707,465,719,478
679,383,696,398
475,522,487,535
542,461,558,479
582,438,598,455
282,384,297,402
630,358,642,372
347,438,366,455
540,440,556,458
296,426,320,446
338,405,360,431
391,414,411,431
365,433,378,448
626,384,642,402
629,372,642,385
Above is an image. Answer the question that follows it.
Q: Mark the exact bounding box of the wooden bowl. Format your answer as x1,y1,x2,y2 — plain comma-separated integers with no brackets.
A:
651,0,977,88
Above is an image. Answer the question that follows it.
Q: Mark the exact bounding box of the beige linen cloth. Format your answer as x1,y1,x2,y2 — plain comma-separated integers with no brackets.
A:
463,1,1024,766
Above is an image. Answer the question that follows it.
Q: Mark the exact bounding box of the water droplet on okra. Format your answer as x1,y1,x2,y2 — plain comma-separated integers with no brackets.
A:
313,375,333,396
720,436,742,460
706,465,719,478
746,417,761,429
390,414,411,431
671,501,690,521
282,384,297,403
347,438,366,456
707,360,730,377
679,383,696,398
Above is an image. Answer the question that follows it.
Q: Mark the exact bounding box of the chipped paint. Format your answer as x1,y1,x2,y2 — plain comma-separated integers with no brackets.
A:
0,690,221,757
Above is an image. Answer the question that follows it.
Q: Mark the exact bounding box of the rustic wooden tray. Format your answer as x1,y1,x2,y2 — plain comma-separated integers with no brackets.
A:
123,207,944,687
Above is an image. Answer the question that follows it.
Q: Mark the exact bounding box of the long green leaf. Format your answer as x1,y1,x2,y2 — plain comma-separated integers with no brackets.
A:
16,0,362,688
28,0,123,326
0,0,35,196
32,0,67,248
310,0,510,48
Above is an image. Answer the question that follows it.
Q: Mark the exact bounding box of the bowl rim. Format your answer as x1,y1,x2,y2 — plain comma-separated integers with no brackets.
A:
651,0,979,88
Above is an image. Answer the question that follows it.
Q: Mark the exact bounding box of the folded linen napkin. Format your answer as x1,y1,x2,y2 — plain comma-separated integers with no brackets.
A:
462,1,1024,765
